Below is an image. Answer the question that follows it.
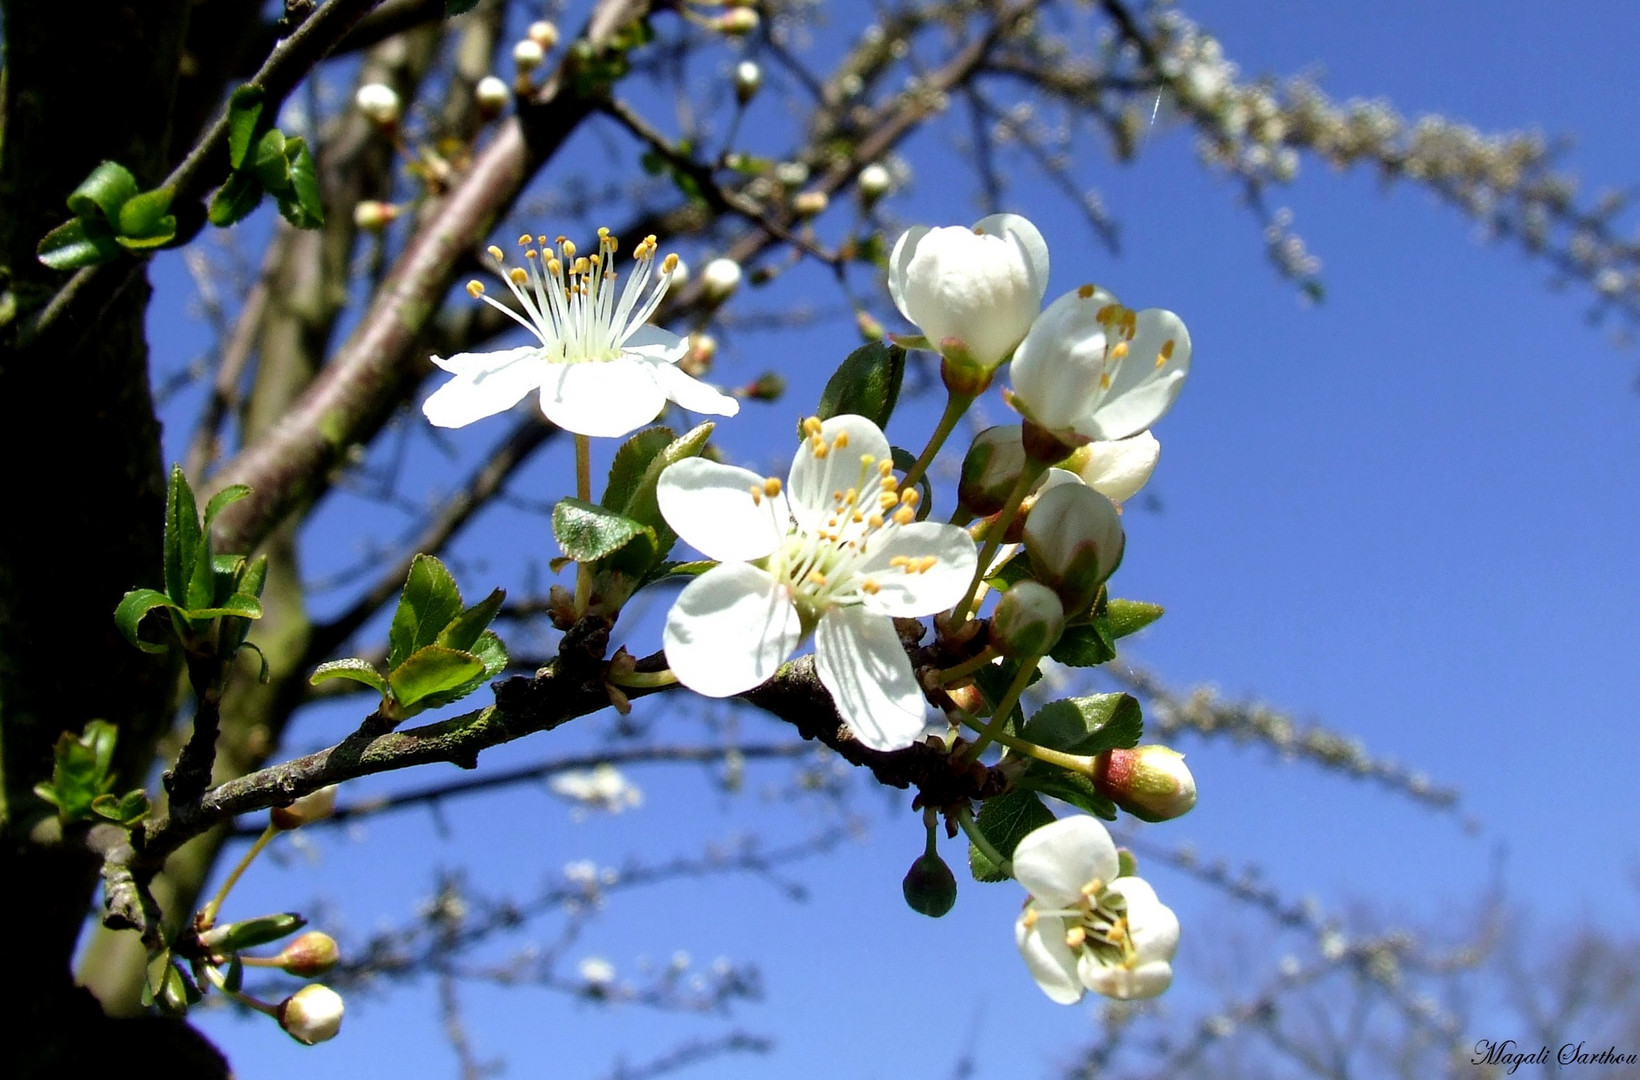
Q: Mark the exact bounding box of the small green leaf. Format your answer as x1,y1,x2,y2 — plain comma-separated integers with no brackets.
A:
1014,762,1118,820
37,217,121,269
208,170,264,228
388,645,486,708
226,85,266,170
968,790,1056,882
1106,598,1164,639
1047,621,1115,667
1021,693,1143,757
436,588,505,653
39,720,121,823
203,912,306,953
91,789,152,826
115,186,177,246
164,465,202,606
237,554,269,600
388,555,466,668
309,658,390,696
203,484,252,532
66,161,139,222
552,499,655,563
814,341,906,431
251,128,290,194
223,954,244,994
413,631,507,711
115,588,183,653
277,137,324,229
602,426,677,516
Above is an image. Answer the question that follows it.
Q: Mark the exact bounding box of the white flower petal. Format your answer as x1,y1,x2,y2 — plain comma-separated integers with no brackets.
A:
856,522,978,617
651,358,741,418
618,321,688,363
1016,909,1085,1005
814,605,927,751
1075,308,1191,442
1077,431,1160,503
1081,957,1173,1001
787,414,894,523
973,213,1050,304
1008,287,1119,432
1107,877,1181,963
656,458,786,562
887,225,932,320
1011,816,1120,906
538,356,668,437
422,347,547,428
663,563,801,697
888,218,1046,368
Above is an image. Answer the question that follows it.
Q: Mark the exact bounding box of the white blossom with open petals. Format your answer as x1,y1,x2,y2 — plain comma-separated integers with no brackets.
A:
1013,816,1180,1003
889,213,1049,370
657,415,978,750
423,230,739,438
1010,285,1191,444
1070,430,1160,504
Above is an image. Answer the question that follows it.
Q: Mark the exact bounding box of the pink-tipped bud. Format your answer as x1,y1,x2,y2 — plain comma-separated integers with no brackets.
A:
277,931,340,977
527,20,559,49
352,200,400,232
741,371,786,402
278,984,345,1045
1094,746,1197,822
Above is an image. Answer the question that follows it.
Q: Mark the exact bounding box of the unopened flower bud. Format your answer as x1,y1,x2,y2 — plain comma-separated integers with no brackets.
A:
945,681,986,716
959,425,1026,517
474,75,510,119
792,190,829,218
989,581,1065,659
742,371,785,401
352,200,399,232
857,162,892,202
700,258,742,303
1093,746,1197,822
774,161,810,188
679,332,716,377
527,20,559,49
902,852,958,917
715,8,759,36
276,930,340,977
856,309,885,340
734,60,762,104
513,38,546,72
271,785,337,830
354,83,401,126
278,983,345,1045
1022,482,1124,616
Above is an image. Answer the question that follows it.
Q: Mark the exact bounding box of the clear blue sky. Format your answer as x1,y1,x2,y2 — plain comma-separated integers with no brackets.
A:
149,2,1640,1075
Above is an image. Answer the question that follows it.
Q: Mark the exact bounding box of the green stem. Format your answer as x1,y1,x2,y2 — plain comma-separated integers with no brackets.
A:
957,651,1041,762
949,460,1046,627
956,719,1096,775
199,823,276,926
936,645,999,685
956,805,1010,876
608,667,680,689
574,433,593,612
900,390,973,493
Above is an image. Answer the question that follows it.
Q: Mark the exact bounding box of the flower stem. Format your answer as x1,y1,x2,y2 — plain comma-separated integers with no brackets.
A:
957,720,1095,775
200,823,277,927
956,804,1010,877
936,645,999,685
949,460,1046,626
574,433,593,612
900,390,973,493
957,651,1041,762
608,667,680,689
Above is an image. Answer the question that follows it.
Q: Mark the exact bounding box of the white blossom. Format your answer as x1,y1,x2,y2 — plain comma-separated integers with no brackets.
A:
549,763,643,813
657,415,977,750
423,230,739,438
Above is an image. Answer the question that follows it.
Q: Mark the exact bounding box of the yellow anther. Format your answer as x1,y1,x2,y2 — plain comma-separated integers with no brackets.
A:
547,258,562,276
763,477,782,497
807,571,827,587
598,226,611,240
878,492,898,511
487,245,504,261
811,436,829,459
562,240,577,258
900,489,919,507
466,280,486,298
893,507,915,525
843,487,857,506
877,460,892,477
802,417,823,436
1096,303,1119,321
1158,339,1176,367
749,483,763,506
868,513,885,529
890,556,911,568
851,511,864,523
1081,878,1105,898
588,253,602,269
1065,926,1087,950
1099,372,1113,390
1109,340,1130,361
518,233,534,246
1078,283,1097,299
509,267,528,285
662,253,679,274
572,257,589,275
1021,908,1039,930
833,431,849,450
880,476,899,494
525,249,538,260
860,578,881,594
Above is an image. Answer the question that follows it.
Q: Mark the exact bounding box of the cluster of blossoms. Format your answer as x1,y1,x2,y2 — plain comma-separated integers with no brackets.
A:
421,209,1197,1006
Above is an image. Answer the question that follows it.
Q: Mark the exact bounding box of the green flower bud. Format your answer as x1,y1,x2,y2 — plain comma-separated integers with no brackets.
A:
1094,746,1197,822
959,425,1026,518
1022,482,1124,616
902,852,958,917
989,581,1065,659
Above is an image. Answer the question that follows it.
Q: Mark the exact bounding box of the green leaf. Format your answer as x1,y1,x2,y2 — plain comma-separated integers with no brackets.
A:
115,588,182,654
552,498,655,563
968,790,1056,882
624,422,714,555
90,789,152,826
277,137,324,229
1014,762,1118,820
413,631,508,711
814,341,906,431
204,912,306,953
164,465,202,606
66,161,139,222
602,426,677,516
387,555,466,668
203,484,252,532
114,187,177,248
436,587,505,653
38,720,121,823
223,954,244,994
237,553,269,600
37,217,121,269
251,128,290,194
186,593,263,620
388,645,486,708
236,640,271,683
1047,621,1115,667
1021,693,1143,757
309,658,390,696
208,170,264,228
1106,598,1164,639
226,85,266,170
